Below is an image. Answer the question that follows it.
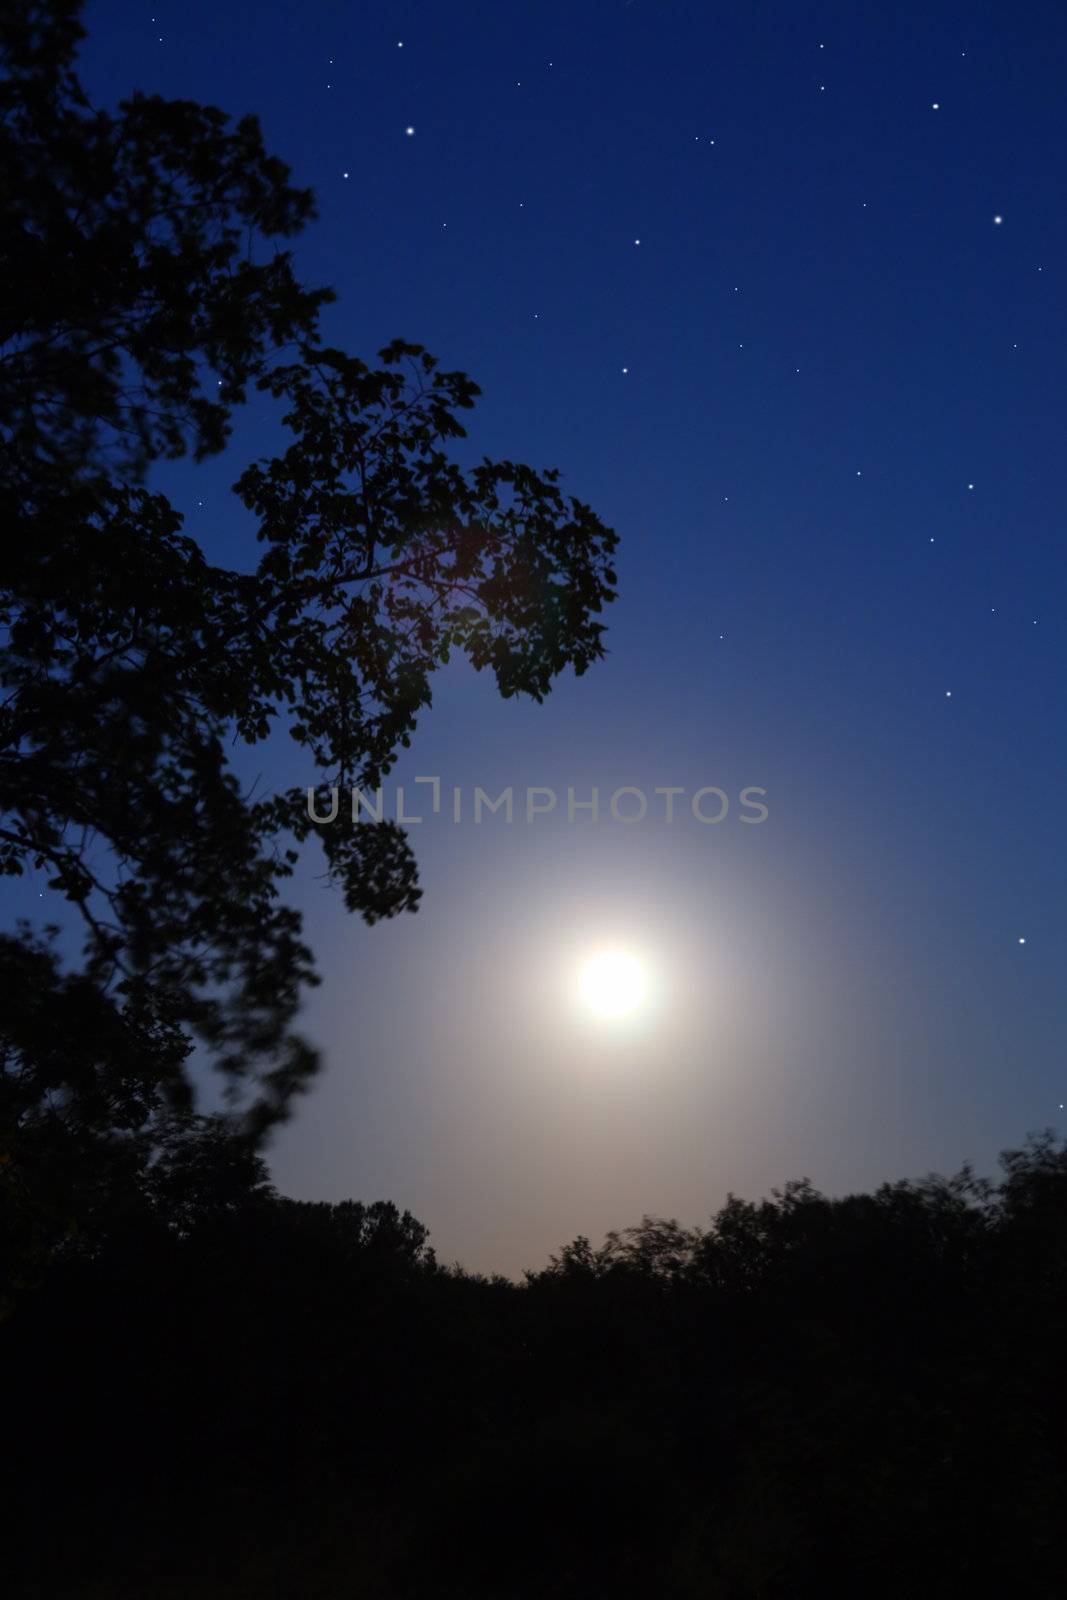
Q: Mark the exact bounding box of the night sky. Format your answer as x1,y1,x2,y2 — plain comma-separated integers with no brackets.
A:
68,1,1067,1273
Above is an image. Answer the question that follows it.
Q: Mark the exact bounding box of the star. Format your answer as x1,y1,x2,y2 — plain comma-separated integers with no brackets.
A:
945,690,952,698
405,126,415,137
1018,936,1027,945
993,214,1003,224
931,102,940,110
621,366,629,374
634,238,641,246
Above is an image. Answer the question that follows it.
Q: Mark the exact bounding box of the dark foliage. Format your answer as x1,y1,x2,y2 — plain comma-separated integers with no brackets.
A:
0,0,618,1218
3,1124,1066,1597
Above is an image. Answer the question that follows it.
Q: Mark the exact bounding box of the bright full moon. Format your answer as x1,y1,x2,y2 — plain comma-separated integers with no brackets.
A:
579,949,650,1019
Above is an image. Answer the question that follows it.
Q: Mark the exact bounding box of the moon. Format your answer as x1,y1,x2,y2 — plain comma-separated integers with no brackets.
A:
578,949,650,1019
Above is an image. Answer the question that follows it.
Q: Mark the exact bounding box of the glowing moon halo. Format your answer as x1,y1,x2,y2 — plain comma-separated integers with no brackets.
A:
578,949,650,1019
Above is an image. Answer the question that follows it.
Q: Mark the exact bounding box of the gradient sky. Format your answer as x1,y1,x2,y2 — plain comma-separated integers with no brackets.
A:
60,0,1067,1273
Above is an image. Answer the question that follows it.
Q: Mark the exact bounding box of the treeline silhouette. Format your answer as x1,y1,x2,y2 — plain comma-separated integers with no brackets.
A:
4,1114,1066,1598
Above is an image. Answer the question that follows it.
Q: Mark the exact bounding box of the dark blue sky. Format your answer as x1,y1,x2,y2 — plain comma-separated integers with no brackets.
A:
72,0,1067,1272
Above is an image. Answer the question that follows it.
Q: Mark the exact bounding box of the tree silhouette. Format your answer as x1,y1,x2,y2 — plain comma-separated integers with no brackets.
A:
0,0,619,1200
5,1131,1064,1596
